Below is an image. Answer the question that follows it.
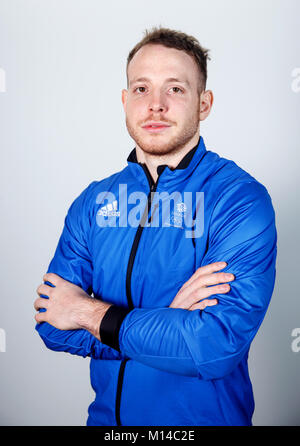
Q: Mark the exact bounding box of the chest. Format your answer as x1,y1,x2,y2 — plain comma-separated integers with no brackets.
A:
89,189,211,309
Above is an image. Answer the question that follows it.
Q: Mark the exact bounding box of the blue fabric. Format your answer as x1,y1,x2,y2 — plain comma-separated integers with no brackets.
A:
35,137,277,426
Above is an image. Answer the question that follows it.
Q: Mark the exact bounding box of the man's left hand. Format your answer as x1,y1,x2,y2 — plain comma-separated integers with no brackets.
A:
34,273,111,340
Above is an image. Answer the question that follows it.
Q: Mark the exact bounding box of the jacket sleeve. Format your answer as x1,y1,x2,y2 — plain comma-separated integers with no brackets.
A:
35,181,123,360
100,181,277,379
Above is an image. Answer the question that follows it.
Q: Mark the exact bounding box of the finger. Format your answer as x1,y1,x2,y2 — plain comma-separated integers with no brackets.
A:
34,297,49,311
173,283,230,309
189,298,218,311
196,272,234,288
196,262,228,276
181,271,234,298
180,262,227,290
36,283,53,297
42,273,62,286
198,283,231,300
35,311,46,323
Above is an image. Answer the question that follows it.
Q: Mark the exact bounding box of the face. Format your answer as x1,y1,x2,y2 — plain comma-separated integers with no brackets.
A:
122,44,211,157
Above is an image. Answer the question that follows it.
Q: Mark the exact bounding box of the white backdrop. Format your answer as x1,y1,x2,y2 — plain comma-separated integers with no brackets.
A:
0,0,299,425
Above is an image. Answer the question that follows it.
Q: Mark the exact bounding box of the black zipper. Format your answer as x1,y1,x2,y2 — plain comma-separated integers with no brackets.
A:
115,358,129,426
115,164,159,426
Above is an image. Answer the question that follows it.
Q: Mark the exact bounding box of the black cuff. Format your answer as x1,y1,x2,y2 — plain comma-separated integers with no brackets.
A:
100,305,131,351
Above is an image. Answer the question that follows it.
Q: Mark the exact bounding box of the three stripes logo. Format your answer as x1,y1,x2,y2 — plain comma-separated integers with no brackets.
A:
97,200,120,217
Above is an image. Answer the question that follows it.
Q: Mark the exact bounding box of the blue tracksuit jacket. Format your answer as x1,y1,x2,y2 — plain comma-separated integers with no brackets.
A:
35,136,277,426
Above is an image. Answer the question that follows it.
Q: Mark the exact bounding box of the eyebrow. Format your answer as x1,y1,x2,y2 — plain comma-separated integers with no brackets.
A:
129,77,191,87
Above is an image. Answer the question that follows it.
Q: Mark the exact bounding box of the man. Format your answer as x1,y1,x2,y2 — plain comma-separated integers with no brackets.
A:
34,27,277,426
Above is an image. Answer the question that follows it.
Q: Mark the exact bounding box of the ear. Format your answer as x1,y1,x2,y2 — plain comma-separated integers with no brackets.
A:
199,90,214,121
121,89,128,112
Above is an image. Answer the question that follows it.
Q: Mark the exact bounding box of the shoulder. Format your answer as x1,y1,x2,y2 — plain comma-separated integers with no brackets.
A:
200,151,276,240
64,167,126,226
202,149,272,207
201,149,258,188
72,168,127,207
209,181,276,252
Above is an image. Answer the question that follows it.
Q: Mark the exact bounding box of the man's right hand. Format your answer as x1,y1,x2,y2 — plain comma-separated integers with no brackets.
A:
169,262,234,311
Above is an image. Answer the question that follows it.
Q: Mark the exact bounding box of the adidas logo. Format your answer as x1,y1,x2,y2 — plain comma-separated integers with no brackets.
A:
97,200,120,217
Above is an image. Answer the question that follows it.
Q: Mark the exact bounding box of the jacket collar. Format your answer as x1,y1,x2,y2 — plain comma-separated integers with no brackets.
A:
127,136,207,189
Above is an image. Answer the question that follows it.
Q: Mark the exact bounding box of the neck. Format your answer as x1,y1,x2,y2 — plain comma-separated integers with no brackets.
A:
135,133,200,183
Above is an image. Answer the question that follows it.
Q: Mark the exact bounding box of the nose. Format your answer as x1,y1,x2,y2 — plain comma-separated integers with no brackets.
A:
148,91,168,113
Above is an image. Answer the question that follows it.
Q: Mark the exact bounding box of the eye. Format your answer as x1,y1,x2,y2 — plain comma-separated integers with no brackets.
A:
134,86,147,93
170,87,183,94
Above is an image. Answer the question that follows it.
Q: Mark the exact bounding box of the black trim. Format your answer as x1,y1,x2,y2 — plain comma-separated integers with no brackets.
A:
175,141,199,170
115,163,162,427
100,305,131,351
125,168,155,310
127,137,200,173
114,140,200,425
126,148,138,163
115,359,129,426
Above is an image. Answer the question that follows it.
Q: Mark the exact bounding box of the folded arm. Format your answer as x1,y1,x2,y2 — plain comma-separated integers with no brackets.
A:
99,181,277,379
36,181,277,380
35,182,123,360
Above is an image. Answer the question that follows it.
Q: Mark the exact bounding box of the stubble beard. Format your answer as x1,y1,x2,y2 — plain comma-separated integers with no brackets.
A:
125,101,201,157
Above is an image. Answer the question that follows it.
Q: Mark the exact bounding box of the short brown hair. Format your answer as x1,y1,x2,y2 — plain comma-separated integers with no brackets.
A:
126,26,210,93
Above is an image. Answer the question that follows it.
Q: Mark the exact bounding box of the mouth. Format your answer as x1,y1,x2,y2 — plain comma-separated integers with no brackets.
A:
142,122,171,133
